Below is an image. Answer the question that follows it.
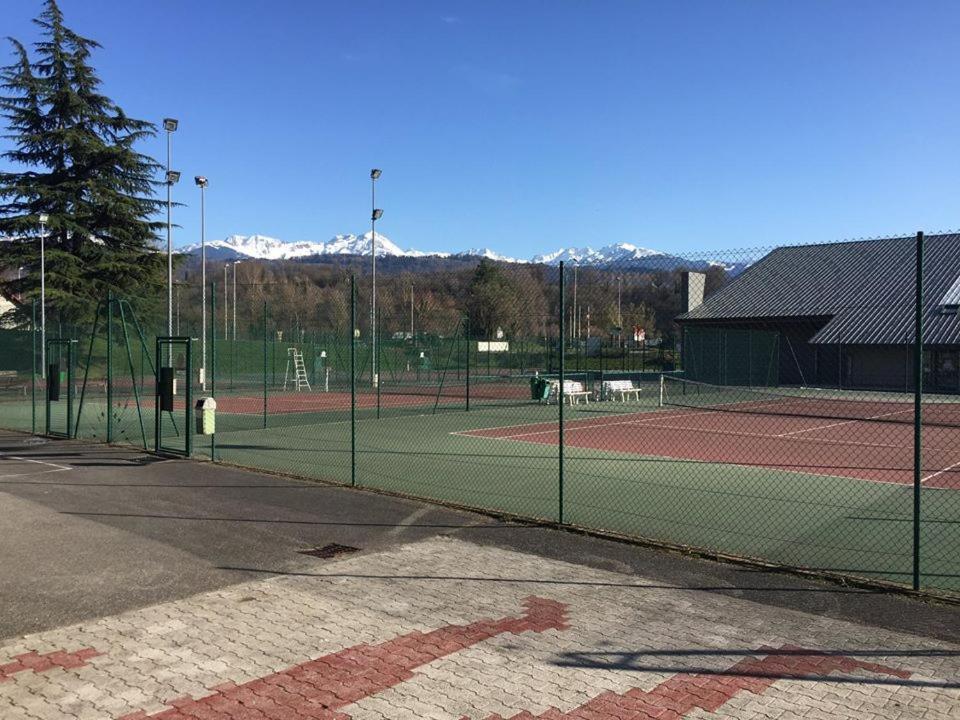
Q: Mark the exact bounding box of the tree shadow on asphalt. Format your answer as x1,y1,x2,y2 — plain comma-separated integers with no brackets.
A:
553,648,960,689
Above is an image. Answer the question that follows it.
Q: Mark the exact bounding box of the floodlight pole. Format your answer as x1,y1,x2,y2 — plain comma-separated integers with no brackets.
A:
39,215,47,378
617,275,623,347
232,260,240,341
224,263,229,338
162,117,178,366
201,182,206,387
166,128,173,344
196,177,208,389
572,263,578,341
370,169,381,387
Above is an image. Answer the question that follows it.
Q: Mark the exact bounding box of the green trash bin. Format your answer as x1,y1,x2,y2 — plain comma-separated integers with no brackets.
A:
530,377,552,401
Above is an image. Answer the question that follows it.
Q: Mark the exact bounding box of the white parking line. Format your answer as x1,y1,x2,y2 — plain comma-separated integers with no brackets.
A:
0,452,72,474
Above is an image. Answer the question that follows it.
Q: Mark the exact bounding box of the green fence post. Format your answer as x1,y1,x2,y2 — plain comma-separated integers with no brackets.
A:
913,230,924,591
66,340,74,439
376,306,381,420
31,299,36,434
185,338,193,457
558,261,565,524
211,281,216,461
106,291,113,443
465,317,471,412
350,276,356,487
263,300,268,429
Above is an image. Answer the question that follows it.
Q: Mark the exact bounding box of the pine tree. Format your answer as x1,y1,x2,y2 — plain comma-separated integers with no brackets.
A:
0,0,167,323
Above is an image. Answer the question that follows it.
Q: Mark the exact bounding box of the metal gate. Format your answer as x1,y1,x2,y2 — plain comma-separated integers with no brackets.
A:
45,338,76,438
155,337,193,456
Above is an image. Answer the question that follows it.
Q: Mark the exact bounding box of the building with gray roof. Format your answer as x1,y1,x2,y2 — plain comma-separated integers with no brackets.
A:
675,234,960,393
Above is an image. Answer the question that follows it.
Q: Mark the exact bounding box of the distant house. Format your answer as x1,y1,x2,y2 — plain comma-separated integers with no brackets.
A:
675,234,960,393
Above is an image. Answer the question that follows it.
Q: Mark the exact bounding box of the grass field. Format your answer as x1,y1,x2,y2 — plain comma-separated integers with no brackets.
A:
3,382,959,594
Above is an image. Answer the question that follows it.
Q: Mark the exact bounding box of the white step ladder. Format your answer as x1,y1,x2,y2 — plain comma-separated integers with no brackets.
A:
283,348,312,392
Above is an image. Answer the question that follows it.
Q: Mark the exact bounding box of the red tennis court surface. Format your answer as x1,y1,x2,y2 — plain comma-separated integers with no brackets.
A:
143,383,530,414
460,405,960,489
208,384,528,414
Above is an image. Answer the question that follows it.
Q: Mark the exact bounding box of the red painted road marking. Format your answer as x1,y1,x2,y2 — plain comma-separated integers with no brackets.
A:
0,648,100,682
118,596,568,720
463,644,911,719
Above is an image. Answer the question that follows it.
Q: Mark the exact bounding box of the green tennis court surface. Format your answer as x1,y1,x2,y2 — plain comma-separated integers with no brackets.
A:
3,379,958,594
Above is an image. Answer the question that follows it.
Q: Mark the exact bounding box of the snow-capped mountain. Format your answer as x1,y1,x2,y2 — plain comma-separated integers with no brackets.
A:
455,248,522,263
182,232,440,260
531,243,666,266
180,234,748,273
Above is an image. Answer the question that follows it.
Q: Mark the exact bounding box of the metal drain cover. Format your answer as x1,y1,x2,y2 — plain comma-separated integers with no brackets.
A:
298,543,360,559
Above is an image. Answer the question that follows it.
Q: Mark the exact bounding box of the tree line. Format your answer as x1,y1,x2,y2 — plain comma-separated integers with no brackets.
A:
174,255,728,344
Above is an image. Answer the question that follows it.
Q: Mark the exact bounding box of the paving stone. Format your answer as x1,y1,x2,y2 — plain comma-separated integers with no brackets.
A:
0,537,957,719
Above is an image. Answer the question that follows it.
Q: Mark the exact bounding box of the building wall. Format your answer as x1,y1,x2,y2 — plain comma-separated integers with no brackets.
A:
843,345,910,392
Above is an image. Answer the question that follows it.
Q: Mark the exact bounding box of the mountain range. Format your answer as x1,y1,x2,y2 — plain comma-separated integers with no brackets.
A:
181,233,749,273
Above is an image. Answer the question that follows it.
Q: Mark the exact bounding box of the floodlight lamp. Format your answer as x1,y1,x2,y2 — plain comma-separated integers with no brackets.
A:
372,208,383,221
194,176,208,187
38,213,49,224
370,168,382,180
163,118,178,132
166,170,181,185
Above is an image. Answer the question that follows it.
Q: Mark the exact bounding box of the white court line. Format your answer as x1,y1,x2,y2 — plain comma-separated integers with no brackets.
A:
449,408,728,440
774,408,913,437
921,459,960,485
455,414,907,450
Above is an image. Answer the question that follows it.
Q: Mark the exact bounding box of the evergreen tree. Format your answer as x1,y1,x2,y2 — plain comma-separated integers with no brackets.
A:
0,0,167,323
465,259,524,339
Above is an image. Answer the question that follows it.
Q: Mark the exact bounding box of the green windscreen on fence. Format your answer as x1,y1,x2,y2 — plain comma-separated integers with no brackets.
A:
683,325,779,387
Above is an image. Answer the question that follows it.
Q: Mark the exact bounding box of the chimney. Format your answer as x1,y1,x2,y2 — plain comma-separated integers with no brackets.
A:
680,271,706,313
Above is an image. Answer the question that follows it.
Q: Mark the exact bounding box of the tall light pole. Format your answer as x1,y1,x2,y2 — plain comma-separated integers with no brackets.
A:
195,176,209,389
163,118,179,347
370,168,382,386
617,275,623,347
224,263,229,339
38,214,48,378
572,262,578,341
232,260,241,341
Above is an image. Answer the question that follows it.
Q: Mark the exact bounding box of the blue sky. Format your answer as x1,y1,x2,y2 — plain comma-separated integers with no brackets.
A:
2,0,959,257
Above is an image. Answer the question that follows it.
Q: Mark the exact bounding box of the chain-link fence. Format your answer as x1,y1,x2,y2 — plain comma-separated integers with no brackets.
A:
3,232,959,597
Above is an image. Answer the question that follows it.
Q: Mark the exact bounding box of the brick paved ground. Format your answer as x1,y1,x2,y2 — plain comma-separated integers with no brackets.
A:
0,537,956,719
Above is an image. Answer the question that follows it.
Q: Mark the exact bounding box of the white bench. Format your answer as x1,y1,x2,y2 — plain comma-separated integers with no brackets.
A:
603,379,641,402
0,370,27,398
550,380,593,405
